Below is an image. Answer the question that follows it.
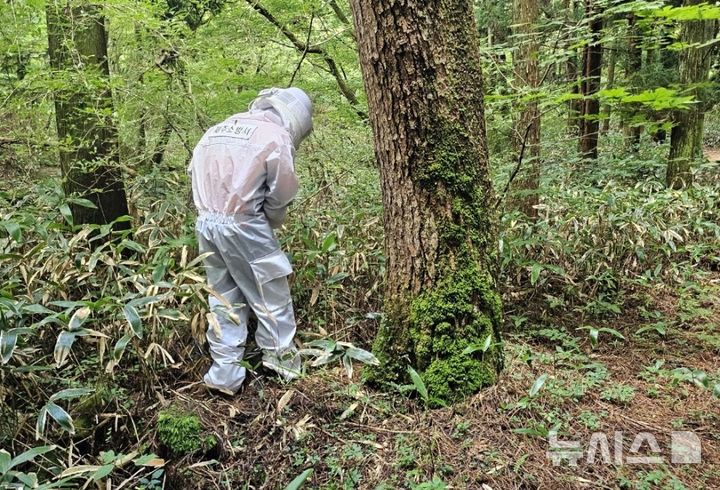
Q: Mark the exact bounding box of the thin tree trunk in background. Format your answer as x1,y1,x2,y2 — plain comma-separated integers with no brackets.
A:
564,0,581,133
511,0,541,217
601,42,616,134
46,2,130,228
579,0,603,159
624,13,643,152
349,0,504,405
567,52,580,133
667,0,717,189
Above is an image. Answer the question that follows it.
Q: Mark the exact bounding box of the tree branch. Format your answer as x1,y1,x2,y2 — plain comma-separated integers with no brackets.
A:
246,0,322,54
246,0,364,114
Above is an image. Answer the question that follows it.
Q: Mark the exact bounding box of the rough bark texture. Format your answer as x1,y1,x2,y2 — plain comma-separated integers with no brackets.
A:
349,0,504,406
667,0,717,189
578,0,603,159
511,0,541,217
46,2,130,228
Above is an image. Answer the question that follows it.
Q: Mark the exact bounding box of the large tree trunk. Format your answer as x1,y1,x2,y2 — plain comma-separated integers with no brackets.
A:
511,0,541,217
667,0,717,189
349,0,504,405
578,0,603,159
46,2,130,228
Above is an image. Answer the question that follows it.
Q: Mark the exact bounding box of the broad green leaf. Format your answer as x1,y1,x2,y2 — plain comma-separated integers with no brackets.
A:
22,304,53,315
321,233,337,253
112,334,132,362
284,468,313,490
306,339,337,352
67,197,98,209
407,366,429,403
156,309,187,321
49,388,94,402
345,346,380,366
46,402,74,434
58,465,101,478
0,449,9,475
54,331,76,367
92,464,115,481
0,328,33,364
123,304,142,338
128,295,164,308
2,221,22,242
35,406,48,439
462,334,494,356
68,306,91,331
59,204,73,226
120,239,146,254
529,374,548,397
14,472,37,487
598,87,629,99
133,453,165,467
530,263,543,285
650,4,720,20
8,446,55,472
310,352,336,367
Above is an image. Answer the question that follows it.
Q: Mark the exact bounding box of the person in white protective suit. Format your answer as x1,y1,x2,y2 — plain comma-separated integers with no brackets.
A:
189,87,313,394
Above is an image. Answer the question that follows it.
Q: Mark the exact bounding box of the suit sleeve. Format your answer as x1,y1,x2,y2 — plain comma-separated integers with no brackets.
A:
264,142,299,229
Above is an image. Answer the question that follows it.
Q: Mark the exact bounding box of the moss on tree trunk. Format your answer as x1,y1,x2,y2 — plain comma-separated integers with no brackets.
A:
350,0,504,406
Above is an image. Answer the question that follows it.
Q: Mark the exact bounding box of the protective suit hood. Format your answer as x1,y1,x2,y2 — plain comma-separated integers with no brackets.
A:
250,87,313,147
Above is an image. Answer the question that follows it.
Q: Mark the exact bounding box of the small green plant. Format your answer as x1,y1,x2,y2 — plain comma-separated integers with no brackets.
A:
283,468,313,490
577,325,626,348
600,384,636,405
156,408,216,457
452,421,471,438
410,476,447,490
299,339,379,379
578,410,606,430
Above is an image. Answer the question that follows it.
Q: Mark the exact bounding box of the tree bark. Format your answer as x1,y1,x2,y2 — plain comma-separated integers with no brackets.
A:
46,2,130,228
349,0,504,405
578,0,603,159
511,0,541,217
600,42,616,134
667,0,717,189
564,0,582,134
623,13,643,152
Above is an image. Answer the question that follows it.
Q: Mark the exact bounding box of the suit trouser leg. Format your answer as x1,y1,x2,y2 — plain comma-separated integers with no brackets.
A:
197,226,249,394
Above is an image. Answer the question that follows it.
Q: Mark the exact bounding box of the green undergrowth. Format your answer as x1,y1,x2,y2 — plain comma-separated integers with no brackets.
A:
157,408,216,457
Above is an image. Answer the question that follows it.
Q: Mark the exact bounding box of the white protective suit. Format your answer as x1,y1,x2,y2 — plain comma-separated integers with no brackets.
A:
190,87,313,394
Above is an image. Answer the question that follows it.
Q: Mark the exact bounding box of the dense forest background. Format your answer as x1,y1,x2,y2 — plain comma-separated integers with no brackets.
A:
1,0,719,488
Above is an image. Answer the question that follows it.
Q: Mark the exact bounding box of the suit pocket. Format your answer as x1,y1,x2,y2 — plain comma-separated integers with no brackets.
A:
249,249,293,313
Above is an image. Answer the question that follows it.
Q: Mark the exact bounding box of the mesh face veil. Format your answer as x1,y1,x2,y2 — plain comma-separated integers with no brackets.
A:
250,87,314,146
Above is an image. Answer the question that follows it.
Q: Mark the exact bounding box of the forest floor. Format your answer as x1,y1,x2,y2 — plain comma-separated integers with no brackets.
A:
703,147,720,162
154,275,720,489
